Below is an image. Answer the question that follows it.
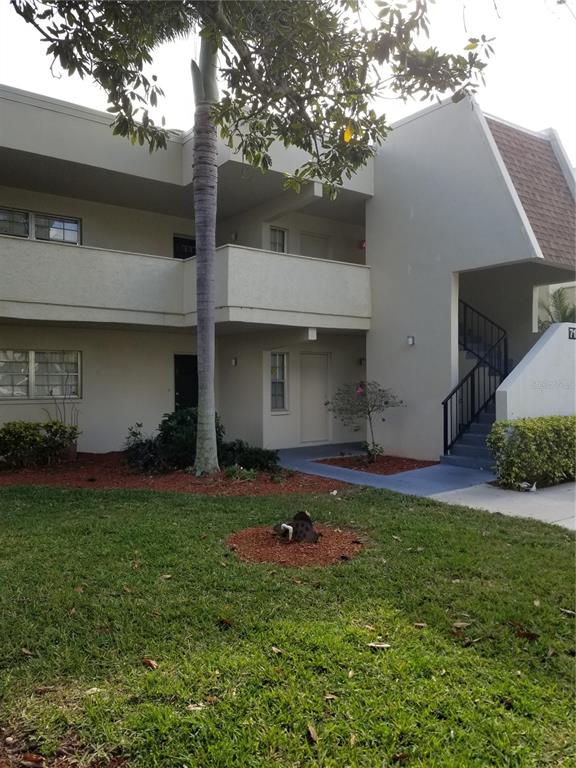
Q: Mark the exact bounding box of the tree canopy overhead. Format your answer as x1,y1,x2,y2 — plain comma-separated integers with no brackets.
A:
11,0,492,192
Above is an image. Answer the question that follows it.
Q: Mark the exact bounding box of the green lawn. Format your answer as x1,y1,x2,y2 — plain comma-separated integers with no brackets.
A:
0,485,574,767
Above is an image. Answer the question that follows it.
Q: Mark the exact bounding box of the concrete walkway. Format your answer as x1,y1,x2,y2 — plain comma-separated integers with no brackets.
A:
279,443,495,495
279,444,575,529
431,482,575,530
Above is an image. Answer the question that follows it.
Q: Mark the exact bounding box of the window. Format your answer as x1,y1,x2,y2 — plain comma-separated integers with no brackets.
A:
0,209,29,238
0,208,80,244
271,352,287,411
0,350,81,399
173,235,196,259
270,227,287,253
35,215,80,244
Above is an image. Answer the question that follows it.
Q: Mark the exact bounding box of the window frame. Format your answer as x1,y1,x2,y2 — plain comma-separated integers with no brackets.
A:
270,351,288,412
0,349,82,401
0,206,82,245
269,226,288,254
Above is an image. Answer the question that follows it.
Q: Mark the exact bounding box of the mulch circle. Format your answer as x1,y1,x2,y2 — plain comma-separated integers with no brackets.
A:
228,524,365,567
0,452,349,496
317,454,438,475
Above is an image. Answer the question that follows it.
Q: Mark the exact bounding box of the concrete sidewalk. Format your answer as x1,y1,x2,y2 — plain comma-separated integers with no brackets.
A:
431,482,575,529
279,443,495,495
279,444,575,529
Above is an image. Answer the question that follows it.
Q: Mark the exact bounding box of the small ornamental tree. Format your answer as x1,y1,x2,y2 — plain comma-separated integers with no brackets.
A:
327,381,403,462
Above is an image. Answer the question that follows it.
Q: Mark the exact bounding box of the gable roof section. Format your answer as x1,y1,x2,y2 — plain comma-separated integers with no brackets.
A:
486,117,575,270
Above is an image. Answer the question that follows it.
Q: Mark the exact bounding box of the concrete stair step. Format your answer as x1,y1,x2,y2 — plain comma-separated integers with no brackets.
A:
458,432,489,447
469,422,492,435
477,412,496,425
440,454,494,471
451,444,493,460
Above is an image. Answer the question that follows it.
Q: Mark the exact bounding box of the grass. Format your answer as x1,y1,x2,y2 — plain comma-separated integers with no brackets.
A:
0,485,574,767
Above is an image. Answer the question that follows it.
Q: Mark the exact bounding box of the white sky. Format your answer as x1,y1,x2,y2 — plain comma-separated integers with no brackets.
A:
0,0,575,163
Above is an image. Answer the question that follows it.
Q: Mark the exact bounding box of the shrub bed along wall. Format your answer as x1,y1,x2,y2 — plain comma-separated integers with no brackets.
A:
0,421,80,469
487,416,576,488
125,409,279,474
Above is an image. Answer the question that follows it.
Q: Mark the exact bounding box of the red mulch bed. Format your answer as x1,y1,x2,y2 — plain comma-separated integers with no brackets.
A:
228,524,365,567
0,741,124,768
317,454,438,475
0,452,349,496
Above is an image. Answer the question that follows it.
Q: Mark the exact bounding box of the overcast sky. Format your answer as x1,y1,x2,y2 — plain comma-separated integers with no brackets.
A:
0,0,575,163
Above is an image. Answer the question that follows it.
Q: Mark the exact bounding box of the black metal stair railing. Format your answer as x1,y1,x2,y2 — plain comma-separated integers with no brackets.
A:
459,300,507,360
442,302,509,454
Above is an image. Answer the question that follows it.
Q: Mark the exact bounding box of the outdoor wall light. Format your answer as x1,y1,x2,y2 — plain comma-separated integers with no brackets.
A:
407,335,415,346
231,357,238,367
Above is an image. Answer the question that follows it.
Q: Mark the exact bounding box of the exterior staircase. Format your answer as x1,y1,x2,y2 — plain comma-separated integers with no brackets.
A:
440,401,495,470
440,301,509,470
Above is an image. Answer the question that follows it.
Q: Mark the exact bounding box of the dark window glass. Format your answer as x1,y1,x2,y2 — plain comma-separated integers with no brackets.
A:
271,352,287,410
0,209,29,238
174,236,196,259
35,216,80,244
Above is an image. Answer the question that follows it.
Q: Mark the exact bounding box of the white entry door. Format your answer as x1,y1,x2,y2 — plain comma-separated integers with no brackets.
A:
300,353,329,442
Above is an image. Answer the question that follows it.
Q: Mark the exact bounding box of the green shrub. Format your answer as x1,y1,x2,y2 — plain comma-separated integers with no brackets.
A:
223,464,258,481
125,409,226,473
219,439,279,472
124,423,168,475
487,416,576,488
0,420,79,469
157,408,225,470
43,420,80,457
124,413,279,475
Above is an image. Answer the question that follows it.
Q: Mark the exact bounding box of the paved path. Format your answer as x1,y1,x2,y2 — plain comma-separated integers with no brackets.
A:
279,443,495,495
279,444,575,529
431,482,575,530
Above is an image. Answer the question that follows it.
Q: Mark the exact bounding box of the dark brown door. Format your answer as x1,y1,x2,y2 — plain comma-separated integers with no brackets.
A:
174,355,198,410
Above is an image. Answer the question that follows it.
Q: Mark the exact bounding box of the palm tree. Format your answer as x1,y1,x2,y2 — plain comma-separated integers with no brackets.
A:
539,287,576,330
190,35,219,473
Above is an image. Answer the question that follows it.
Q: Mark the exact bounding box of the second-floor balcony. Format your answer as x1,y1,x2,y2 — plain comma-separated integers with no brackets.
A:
0,238,371,331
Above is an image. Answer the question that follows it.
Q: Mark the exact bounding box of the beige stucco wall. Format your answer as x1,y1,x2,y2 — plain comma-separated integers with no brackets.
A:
366,97,546,460
0,235,187,326
459,263,573,366
0,324,196,452
218,209,365,265
1,238,370,331
0,85,185,184
222,246,370,329
0,324,365,453
0,85,373,196
217,330,366,449
496,323,576,420
0,185,195,257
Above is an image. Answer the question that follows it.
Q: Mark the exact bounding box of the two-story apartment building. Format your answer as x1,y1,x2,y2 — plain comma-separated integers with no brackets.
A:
0,85,574,462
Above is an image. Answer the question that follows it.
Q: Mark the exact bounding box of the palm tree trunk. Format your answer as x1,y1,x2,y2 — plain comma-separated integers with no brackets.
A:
192,36,219,475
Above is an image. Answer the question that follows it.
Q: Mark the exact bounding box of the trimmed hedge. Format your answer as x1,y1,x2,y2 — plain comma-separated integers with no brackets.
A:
0,420,80,469
487,416,576,488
